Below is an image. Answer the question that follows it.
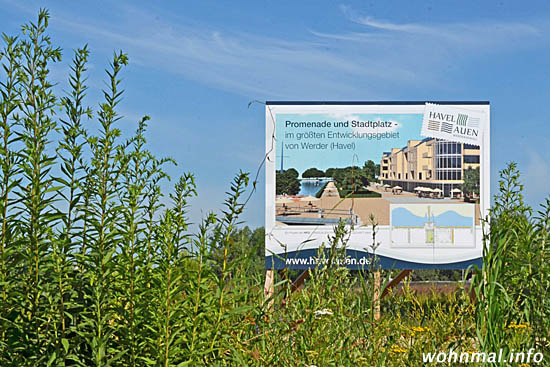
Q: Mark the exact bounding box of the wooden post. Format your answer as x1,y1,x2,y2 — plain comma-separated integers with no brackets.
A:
264,270,275,308
469,268,477,304
381,269,412,299
281,270,310,308
290,270,310,292
373,270,381,320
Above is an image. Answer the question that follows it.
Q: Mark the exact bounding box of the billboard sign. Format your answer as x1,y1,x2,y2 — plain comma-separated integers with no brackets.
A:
265,102,490,270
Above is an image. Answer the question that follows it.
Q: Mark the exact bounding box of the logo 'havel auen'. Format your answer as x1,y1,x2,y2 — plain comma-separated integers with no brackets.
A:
428,111,479,137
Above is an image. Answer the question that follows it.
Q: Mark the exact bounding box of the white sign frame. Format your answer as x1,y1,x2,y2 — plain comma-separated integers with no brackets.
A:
265,102,490,269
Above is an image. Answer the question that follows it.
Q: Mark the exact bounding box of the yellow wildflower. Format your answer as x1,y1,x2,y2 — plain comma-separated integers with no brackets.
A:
412,326,429,332
390,345,407,354
508,322,528,329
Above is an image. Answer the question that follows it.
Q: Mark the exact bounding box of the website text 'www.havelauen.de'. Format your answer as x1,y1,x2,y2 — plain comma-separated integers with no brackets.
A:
285,256,370,267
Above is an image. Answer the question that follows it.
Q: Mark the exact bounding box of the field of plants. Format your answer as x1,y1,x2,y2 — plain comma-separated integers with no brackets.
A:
1,11,549,366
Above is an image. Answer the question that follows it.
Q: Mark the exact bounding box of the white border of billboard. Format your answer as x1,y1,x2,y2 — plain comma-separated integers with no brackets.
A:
265,102,490,269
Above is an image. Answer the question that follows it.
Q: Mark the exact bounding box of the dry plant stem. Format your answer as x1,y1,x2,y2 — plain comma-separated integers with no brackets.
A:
373,270,381,321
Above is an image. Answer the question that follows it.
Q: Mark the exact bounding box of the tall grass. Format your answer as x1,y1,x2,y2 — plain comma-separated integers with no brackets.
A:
472,163,550,364
0,10,548,366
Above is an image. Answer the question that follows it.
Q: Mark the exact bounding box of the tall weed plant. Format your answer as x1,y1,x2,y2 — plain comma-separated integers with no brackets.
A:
0,11,257,366
472,163,550,364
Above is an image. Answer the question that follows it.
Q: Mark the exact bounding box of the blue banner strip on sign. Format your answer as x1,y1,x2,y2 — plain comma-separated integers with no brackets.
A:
265,248,482,270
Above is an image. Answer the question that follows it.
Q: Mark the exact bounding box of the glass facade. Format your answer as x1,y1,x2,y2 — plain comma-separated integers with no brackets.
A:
464,155,480,164
435,140,462,181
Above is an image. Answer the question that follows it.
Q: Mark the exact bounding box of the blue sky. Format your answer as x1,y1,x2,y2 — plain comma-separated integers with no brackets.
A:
1,1,550,228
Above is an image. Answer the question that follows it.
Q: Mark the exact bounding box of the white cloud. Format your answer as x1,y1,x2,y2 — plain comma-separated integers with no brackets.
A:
4,2,547,100
48,10,383,99
340,4,540,41
340,5,432,33
40,3,542,101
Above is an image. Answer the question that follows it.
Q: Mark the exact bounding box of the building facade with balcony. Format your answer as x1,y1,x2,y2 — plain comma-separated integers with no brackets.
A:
380,138,480,197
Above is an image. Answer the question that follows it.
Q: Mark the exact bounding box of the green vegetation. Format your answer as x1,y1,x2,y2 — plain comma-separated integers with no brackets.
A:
472,163,550,360
326,159,380,193
1,11,549,367
461,166,480,198
302,167,325,178
275,168,299,195
362,159,380,180
278,160,379,196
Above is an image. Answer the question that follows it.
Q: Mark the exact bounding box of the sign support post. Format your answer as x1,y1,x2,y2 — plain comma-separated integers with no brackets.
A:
264,269,275,309
374,270,381,320
381,269,412,299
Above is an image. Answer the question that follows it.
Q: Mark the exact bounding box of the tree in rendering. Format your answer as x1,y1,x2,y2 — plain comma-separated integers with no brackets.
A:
461,167,480,198
302,167,325,178
276,168,300,195
362,160,379,182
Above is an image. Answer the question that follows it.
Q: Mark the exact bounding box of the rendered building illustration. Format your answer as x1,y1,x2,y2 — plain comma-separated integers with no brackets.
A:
380,138,480,197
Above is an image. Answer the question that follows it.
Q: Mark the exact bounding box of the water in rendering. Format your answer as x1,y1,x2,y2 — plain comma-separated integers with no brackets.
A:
298,179,329,197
